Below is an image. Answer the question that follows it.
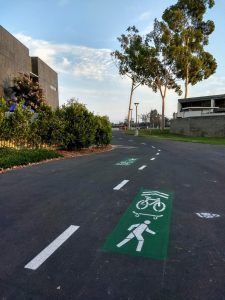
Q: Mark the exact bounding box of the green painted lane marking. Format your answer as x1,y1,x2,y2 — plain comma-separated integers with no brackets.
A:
103,189,173,259
115,158,138,166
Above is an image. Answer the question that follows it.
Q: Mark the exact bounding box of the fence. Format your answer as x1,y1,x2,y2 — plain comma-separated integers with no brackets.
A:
0,139,55,150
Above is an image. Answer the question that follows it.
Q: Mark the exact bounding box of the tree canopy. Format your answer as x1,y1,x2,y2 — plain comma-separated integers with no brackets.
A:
158,0,217,97
8,73,46,111
111,26,146,128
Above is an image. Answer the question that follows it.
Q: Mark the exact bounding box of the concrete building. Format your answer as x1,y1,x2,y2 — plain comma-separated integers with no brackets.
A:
0,25,59,108
171,94,225,137
176,94,225,118
31,57,58,108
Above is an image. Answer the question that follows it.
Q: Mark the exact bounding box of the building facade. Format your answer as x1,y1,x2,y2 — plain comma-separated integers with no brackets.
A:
171,94,225,137
176,94,225,118
31,57,58,108
0,25,59,108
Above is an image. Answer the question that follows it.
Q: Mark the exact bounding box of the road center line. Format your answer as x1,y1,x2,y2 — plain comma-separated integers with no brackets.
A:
138,165,147,170
113,180,129,190
150,158,155,161
24,225,80,270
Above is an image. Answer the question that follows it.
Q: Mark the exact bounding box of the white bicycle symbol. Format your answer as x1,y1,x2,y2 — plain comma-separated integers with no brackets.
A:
136,197,166,212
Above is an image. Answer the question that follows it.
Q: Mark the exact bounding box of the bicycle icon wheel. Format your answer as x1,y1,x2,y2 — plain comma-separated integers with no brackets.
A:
153,202,166,212
136,200,148,210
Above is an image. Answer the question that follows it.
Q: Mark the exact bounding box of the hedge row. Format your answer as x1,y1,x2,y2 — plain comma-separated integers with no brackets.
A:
0,148,62,169
0,99,112,150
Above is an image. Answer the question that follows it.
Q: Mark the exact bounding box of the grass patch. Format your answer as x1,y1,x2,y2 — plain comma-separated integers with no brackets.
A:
125,129,225,145
0,148,63,170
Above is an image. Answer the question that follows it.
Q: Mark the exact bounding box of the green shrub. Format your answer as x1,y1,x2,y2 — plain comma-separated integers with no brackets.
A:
3,103,33,147
0,147,62,169
95,116,112,146
0,98,8,141
57,101,97,150
30,104,65,147
0,97,112,150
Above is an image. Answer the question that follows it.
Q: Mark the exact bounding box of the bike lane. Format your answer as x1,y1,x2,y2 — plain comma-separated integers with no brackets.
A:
103,189,173,259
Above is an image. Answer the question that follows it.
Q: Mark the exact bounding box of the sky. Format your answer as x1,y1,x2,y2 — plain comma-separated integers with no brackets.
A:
1,0,225,123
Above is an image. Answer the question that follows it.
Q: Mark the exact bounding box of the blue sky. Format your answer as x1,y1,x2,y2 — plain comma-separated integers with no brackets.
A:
1,0,225,122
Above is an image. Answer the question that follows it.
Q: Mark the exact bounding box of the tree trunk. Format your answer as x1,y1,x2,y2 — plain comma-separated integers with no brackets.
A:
185,70,189,98
185,57,189,98
127,80,134,129
161,96,165,130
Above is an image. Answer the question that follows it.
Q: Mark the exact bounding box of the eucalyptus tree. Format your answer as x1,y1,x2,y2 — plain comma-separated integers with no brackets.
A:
159,0,217,98
141,33,182,130
111,26,146,129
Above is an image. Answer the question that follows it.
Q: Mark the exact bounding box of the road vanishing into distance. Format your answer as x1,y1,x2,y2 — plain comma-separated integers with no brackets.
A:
1,130,225,300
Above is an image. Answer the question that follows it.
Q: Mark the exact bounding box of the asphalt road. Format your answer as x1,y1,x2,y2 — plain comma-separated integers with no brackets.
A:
0,130,225,300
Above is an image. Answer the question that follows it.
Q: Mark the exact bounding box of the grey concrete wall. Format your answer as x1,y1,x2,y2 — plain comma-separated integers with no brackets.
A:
0,26,59,109
31,57,59,109
171,116,225,137
0,26,30,97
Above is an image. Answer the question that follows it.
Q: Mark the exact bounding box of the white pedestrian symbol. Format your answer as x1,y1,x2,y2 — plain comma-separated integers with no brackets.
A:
116,220,156,252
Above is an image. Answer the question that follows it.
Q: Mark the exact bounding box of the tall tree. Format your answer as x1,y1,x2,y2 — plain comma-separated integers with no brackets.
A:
160,0,217,97
149,109,161,128
140,34,182,130
112,26,146,129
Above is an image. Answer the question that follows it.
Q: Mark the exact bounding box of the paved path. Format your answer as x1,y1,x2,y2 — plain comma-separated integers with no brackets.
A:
0,130,225,299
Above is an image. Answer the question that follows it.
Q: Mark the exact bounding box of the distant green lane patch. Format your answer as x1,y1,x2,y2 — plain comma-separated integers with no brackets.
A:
115,158,138,166
103,189,173,260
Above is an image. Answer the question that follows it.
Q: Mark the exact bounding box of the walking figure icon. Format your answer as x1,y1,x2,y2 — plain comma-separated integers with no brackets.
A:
116,220,156,252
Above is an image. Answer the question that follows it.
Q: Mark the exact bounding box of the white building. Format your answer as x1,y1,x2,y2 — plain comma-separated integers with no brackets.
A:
176,94,225,118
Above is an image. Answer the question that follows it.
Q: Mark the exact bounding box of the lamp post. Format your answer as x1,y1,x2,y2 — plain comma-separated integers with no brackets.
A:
134,102,139,136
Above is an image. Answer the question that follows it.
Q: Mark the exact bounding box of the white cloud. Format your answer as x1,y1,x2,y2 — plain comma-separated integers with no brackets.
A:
137,11,152,21
189,75,225,97
62,57,71,66
14,33,115,81
141,23,154,35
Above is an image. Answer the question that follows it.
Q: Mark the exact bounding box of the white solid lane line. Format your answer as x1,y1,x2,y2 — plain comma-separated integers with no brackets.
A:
113,180,129,190
150,158,155,161
25,225,80,270
138,165,147,170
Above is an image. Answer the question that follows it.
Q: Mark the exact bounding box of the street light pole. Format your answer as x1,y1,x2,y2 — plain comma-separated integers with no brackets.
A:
134,102,139,136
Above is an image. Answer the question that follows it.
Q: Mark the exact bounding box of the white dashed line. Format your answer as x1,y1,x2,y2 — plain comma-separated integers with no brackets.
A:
25,225,80,270
138,165,147,170
156,153,160,156
152,146,156,149
113,180,129,190
196,212,220,219
158,149,161,152
150,158,155,161
141,143,146,145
